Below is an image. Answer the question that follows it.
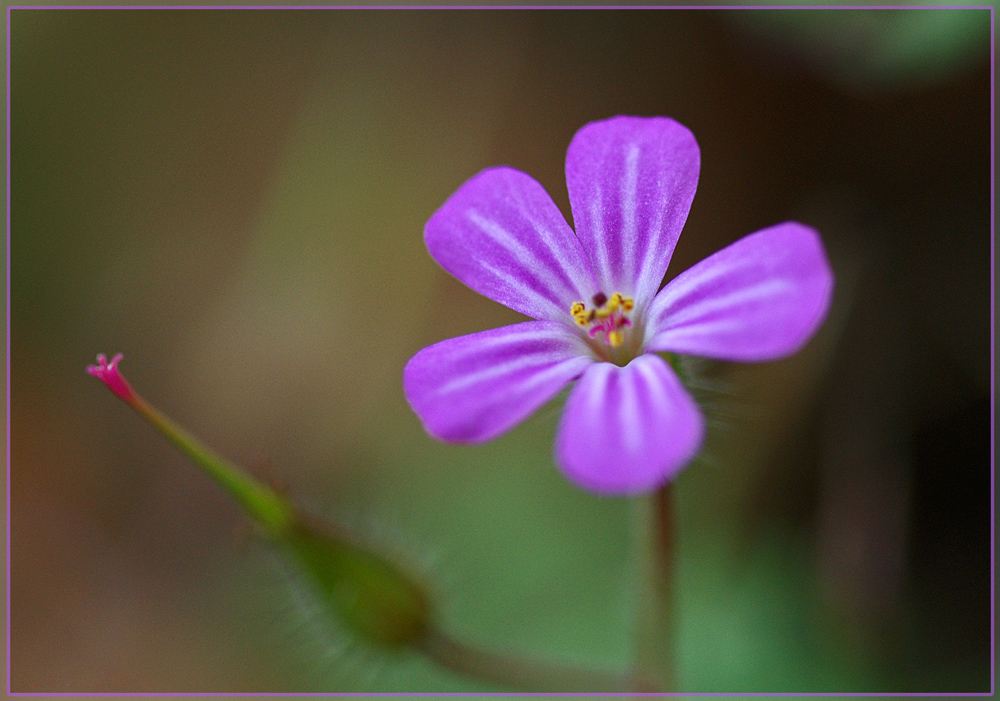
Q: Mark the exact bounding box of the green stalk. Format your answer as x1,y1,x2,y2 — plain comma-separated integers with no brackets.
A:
118,387,431,648
89,355,644,689
417,627,632,693
631,481,677,692
126,393,294,537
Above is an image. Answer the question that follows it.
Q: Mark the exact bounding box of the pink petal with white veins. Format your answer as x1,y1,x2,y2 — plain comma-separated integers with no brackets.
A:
425,166,597,322
404,320,593,443
566,116,700,307
555,354,704,495
645,222,834,362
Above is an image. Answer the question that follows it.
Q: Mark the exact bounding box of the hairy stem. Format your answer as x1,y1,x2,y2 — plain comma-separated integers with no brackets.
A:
631,481,677,692
416,626,632,693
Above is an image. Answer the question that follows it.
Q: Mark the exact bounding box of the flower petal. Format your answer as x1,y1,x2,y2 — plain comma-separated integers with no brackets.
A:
555,354,704,495
644,222,834,361
403,321,593,444
424,166,597,321
565,116,700,306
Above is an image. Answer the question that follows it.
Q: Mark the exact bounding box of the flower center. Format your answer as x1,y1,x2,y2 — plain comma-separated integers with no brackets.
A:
570,292,636,359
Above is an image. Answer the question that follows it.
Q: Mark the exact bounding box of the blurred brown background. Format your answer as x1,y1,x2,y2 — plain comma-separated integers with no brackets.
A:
9,8,991,693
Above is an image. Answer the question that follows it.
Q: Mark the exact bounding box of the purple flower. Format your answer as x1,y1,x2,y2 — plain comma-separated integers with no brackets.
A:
403,116,833,495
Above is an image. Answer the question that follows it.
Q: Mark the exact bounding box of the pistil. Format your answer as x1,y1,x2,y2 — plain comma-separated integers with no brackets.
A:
570,292,638,365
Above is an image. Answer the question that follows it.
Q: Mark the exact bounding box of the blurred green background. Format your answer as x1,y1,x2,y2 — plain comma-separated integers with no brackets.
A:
9,7,991,694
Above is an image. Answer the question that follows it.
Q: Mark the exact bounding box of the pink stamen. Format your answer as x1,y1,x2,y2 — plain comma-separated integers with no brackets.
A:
86,353,135,402
587,316,632,341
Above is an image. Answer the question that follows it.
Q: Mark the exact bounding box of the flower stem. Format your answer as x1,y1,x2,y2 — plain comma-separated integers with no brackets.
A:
88,356,656,690
416,626,632,693
631,481,677,692
126,393,294,537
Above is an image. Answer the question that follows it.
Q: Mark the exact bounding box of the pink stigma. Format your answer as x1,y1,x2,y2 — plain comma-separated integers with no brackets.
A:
86,353,135,402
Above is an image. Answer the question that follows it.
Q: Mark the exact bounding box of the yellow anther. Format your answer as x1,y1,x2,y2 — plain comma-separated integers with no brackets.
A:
570,291,634,350
570,301,590,326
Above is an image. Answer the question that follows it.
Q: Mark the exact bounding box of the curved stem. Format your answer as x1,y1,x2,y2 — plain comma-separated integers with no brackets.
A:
416,626,633,693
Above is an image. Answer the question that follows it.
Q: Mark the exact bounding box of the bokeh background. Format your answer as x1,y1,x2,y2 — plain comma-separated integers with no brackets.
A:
9,7,992,694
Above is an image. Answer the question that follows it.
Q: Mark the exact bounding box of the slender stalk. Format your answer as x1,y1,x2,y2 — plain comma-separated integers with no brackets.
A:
631,481,677,693
127,393,294,537
88,355,650,691
416,626,632,693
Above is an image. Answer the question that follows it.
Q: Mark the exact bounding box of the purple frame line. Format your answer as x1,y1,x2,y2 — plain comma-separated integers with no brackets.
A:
5,5,9,701
7,3,13,698
2,4,997,9
3,695,997,699
990,2,996,698
4,3,994,698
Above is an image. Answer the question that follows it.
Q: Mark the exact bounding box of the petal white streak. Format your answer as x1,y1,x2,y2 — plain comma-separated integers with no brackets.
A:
587,191,610,289
403,321,593,444
566,117,700,306
475,255,565,320
653,255,755,305
633,179,667,303
651,319,742,344
643,222,834,362
522,209,593,296
435,349,581,397
467,210,578,306
660,279,792,328
618,361,642,453
425,166,596,321
620,143,640,287
586,363,611,413
636,355,667,407
439,322,575,358
554,354,704,495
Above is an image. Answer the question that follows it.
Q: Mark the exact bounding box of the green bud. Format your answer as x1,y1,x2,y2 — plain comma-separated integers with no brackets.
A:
285,514,431,649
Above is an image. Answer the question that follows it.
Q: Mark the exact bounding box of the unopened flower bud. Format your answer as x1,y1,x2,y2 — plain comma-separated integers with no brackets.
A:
286,514,431,648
